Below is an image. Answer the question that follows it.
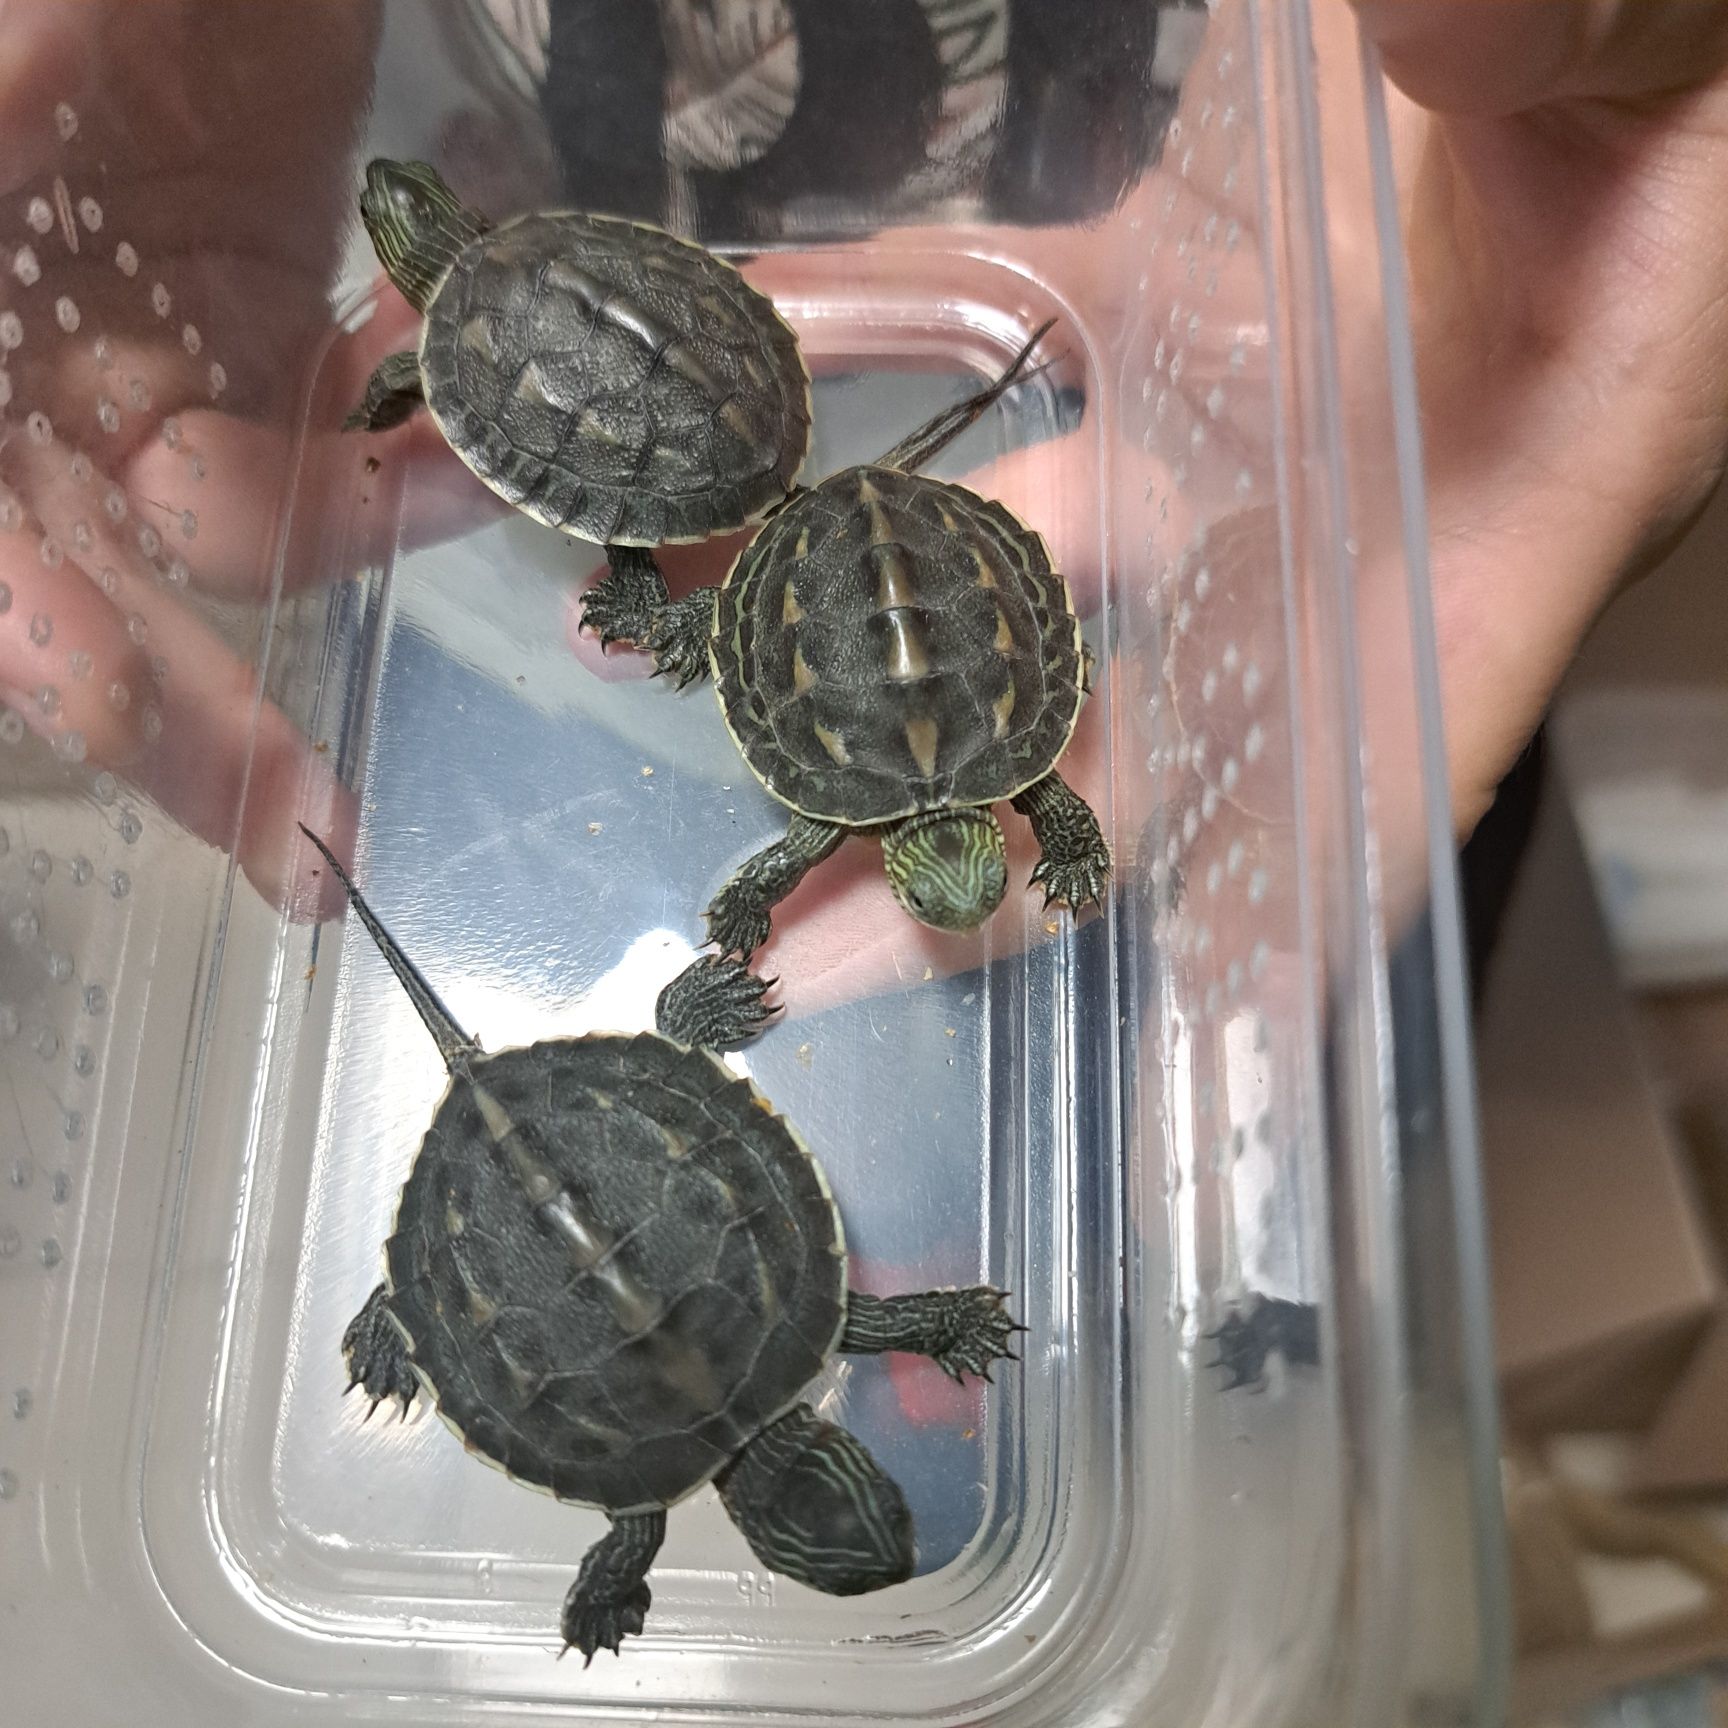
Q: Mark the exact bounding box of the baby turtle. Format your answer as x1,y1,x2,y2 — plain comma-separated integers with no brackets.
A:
579,321,1110,956
346,159,811,594
299,827,1019,1661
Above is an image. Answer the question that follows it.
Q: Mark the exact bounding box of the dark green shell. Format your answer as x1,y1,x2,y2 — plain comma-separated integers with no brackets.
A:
712,464,1085,825
383,1034,845,1515
419,211,810,547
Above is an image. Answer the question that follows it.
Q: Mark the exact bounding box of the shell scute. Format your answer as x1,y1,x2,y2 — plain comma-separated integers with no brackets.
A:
384,1036,844,1514
419,211,810,547
714,464,1084,824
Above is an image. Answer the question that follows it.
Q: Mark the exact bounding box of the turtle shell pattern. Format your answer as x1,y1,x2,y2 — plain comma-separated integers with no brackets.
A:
383,1034,845,1515
420,212,811,548
713,464,1085,825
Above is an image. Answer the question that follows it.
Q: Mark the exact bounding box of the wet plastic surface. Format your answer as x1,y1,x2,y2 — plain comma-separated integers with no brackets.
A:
0,3,1502,1724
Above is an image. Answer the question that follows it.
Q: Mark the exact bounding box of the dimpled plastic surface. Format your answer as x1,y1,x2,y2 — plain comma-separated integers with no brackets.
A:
0,3,1501,1725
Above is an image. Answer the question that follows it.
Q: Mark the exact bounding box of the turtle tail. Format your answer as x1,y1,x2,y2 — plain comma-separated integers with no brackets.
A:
873,317,1058,474
297,825,481,1072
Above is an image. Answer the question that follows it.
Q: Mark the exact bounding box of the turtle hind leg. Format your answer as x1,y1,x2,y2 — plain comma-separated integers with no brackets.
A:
579,548,714,688
341,1283,419,1417
561,1511,666,1665
655,955,778,1050
344,351,424,432
1012,771,1111,914
705,815,844,960
841,1288,1024,1382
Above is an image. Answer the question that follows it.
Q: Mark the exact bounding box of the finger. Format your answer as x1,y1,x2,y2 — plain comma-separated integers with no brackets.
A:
110,283,503,602
0,4,101,188
27,324,213,466
228,691,362,923
98,559,359,921
120,409,492,601
1351,0,1728,113
0,529,153,767
5,428,356,918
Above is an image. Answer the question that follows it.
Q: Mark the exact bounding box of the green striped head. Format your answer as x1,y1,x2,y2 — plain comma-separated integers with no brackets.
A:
720,1412,914,1596
358,159,486,314
882,808,1009,932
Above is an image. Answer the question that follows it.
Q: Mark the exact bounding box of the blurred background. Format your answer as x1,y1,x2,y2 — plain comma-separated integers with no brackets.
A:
1470,478,1728,1727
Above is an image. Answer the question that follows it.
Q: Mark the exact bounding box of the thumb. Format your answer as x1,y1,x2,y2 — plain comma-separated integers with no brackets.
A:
1350,0,1728,114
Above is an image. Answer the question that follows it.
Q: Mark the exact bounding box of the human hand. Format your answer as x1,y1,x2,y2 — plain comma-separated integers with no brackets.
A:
0,0,436,918
559,0,1728,1017
1352,0,1728,833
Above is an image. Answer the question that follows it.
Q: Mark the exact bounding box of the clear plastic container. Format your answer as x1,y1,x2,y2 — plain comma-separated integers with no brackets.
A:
0,3,1504,1723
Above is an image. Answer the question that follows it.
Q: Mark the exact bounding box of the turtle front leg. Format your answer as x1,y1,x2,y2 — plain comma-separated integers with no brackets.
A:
841,1288,1024,1382
655,954,777,1049
644,586,718,689
341,1283,419,1417
705,815,844,959
561,1510,667,1664
1011,771,1111,914
578,548,715,689
344,350,425,432
577,547,666,652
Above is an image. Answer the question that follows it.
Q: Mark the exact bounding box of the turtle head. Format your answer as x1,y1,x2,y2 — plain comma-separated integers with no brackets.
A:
359,159,487,313
882,808,1008,933
719,1407,914,1596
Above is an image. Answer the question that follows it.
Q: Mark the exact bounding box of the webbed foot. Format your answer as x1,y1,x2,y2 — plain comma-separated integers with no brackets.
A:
341,1284,418,1417
561,1579,652,1665
344,351,424,433
841,1287,1024,1381
927,1287,1023,1382
1013,772,1111,915
578,546,666,652
560,1511,666,1663
644,590,716,689
1205,1296,1322,1392
704,878,775,960
705,817,844,959
1028,848,1110,916
655,955,778,1049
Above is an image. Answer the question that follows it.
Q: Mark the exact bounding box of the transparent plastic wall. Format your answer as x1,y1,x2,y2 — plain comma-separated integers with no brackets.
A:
0,3,1502,1725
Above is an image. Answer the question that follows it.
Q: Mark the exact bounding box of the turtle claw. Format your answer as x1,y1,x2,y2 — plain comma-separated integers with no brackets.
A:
561,1581,651,1665
704,883,773,962
930,1287,1021,1383
578,547,667,657
643,590,716,689
342,1286,419,1416
1028,854,1110,918
644,623,709,691
655,954,779,1049
577,588,649,655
